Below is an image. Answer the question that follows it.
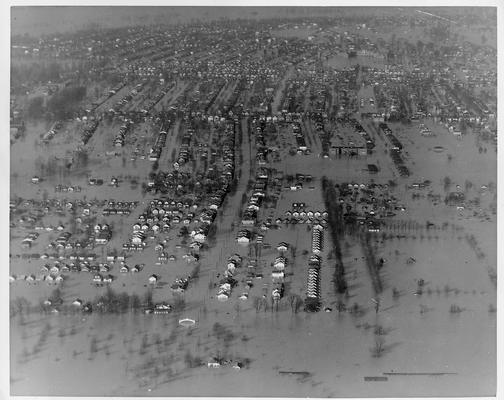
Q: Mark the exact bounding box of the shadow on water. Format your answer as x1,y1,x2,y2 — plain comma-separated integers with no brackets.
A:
381,303,399,313
382,341,402,356
346,282,363,291
10,376,24,385
15,315,50,328
17,351,43,365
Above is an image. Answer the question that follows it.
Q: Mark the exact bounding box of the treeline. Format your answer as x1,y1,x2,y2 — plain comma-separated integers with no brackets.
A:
11,58,109,91
321,176,347,294
11,62,62,89
47,86,87,120
26,96,45,119
360,232,383,294
34,156,70,180
10,287,186,317
26,85,87,121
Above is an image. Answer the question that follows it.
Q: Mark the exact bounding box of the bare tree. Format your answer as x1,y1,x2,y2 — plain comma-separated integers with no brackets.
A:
370,337,386,358
89,336,98,359
253,296,262,312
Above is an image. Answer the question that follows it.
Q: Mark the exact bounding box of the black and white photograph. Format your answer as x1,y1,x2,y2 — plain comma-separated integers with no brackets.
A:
5,3,501,398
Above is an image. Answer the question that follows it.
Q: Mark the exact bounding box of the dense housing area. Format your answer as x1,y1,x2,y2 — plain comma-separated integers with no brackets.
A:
9,6,497,397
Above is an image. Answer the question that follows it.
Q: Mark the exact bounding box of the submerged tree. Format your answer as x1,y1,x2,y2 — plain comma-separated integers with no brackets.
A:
370,337,386,358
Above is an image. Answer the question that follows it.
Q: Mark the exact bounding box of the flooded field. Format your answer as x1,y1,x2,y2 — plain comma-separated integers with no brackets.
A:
11,240,496,397
10,111,497,396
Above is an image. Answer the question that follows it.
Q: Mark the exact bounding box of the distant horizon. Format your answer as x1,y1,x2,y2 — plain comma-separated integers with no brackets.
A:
11,5,495,37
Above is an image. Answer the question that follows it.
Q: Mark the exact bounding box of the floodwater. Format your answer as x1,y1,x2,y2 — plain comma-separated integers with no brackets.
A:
11,224,496,398
10,72,496,397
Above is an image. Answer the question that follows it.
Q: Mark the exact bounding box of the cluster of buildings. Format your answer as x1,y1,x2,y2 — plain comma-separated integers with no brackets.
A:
216,254,242,301
10,271,65,286
21,232,39,249
257,244,289,301
149,128,169,161
241,170,269,227
292,122,309,154
42,121,63,143
311,225,324,254
336,182,407,232
306,254,322,305
377,123,409,177
80,119,99,145
174,124,193,166
141,83,173,114
280,202,329,226
126,198,194,248
9,10,497,322
113,119,133,147
54,184,82,193
330,118,370,156
93,223,112,245
379,123,403,150
102,200,137,216
108,83,144,113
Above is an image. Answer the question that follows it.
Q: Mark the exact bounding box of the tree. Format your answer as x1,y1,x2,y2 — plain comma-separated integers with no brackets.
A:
47,86,86,120
49,287,63,305
288,294,303,314
117,292,130,312
374,325,387,336
89,336,98,357
184,350,194,368
449,304,463,314
26,96,45,119
139,334,148,355
172,296,186,313
416,40,424,54
370,337,386,357
74,149,89,169
129,294,141,310
336,299,346,312
179,226,189,237
253,297,262,312
143,289,154,309
443,176,451,191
